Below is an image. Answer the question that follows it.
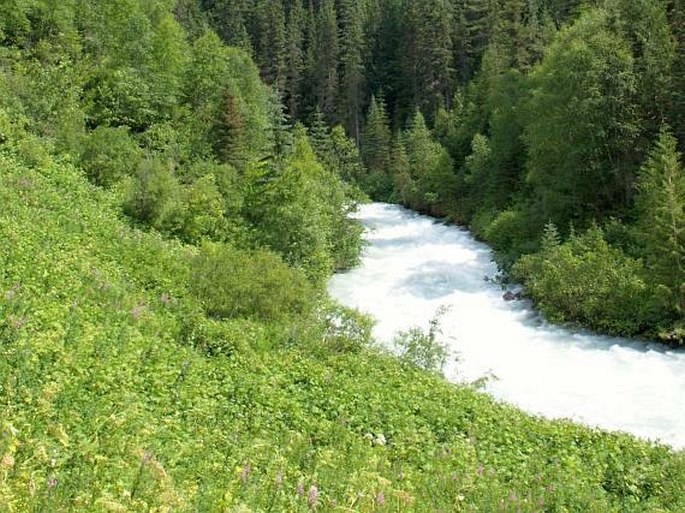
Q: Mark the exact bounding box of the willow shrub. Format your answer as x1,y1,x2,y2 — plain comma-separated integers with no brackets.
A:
513,225,653,336
190,243,314,323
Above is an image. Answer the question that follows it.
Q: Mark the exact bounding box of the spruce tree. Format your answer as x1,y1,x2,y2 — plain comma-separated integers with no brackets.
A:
636,126,685,314
339,0,366,144
214,85,246,168
361,95,391,179
388,132,413,205
314,0,340,122
285,0,305,118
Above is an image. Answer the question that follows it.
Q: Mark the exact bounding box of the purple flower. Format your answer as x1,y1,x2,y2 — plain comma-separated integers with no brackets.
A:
297,480,305,497
308,484,318,508
240,463,251,483
131,304,145,320
47,476,58,490
376,491,385,507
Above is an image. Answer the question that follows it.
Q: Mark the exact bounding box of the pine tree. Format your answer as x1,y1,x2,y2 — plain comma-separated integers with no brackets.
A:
214,85,246,168
284,0,305,118
667,0,685,151
415,0,454,117
313,0,340,122
636,126,685,314
361,95,391,176
308,106,331,161
253,0,287,92
388,132,412,205
339,0,366,144
205,0,252,51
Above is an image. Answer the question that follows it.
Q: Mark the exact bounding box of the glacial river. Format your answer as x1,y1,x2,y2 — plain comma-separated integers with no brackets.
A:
328,203,685,449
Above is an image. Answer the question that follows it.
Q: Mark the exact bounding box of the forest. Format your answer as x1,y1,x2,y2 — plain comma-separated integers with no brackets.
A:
201,0,685,342
1,0,685,511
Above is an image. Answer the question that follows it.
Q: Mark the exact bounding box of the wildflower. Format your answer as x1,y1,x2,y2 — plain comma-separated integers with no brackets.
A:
1,454,14,469
240,463,251,483
160,292,171,306
47,476,58,490
376,491,385,507
308,484,318,508
131,303,145,320
143,451,153,463
297,480,305,497
275,470,283,487
5,284,20,301
8,315,24,329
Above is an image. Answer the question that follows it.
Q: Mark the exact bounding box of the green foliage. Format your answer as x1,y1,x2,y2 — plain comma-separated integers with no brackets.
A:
245,124,362,280
79,126,142,187
361,95,392,198
394,307,450,373
0,142,684,513
513,226,653,335
190,243,313,322
524,9,641,229
635,126,685,328
3,2,685,511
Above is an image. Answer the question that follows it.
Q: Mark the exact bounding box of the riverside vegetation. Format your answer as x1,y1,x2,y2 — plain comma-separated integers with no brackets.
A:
1,1,685,511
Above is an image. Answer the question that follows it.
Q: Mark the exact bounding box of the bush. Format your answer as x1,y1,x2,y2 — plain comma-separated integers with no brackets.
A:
394,307,450,373
190,243,314,322
79,126,142,187
513,226,653,335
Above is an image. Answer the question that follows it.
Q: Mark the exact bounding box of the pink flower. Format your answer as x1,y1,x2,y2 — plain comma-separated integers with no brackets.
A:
240,463,251,483
297,480,305,497
308,484,318,508
376,491,385,506
47,476,58,490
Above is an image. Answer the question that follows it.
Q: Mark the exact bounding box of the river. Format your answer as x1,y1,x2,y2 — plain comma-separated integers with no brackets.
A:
328,203,685,449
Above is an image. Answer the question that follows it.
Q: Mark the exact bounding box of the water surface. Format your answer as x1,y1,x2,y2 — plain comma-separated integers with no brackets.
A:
328,203,685,449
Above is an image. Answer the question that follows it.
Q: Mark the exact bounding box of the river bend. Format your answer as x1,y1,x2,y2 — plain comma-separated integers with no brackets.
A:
328,203,685,449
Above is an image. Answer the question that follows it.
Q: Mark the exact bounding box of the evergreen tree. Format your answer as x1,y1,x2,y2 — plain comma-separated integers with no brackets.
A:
308,106,331,161
636,126,685,314
388,132,413,205
204,0,252,51
253,0,287,93
339,0,366,143
214,85,246,168
667,0,685,150
313,0,340,121
361,95,391,187
284,0,305,118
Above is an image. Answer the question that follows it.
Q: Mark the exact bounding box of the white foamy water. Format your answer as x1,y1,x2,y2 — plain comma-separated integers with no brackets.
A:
328,203,685,449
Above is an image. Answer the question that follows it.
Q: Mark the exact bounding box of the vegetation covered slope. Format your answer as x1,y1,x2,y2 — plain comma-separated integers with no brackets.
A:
1,1,685,511
2,145,685,511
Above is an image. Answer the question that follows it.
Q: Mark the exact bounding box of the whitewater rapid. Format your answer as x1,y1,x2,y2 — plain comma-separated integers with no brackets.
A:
328,203,685,449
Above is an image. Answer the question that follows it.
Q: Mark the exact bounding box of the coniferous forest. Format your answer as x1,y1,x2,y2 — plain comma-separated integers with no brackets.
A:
202,0,685,343
1,0,685,511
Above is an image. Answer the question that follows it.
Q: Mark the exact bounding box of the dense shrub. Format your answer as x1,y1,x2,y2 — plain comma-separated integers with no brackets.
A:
190,243,314,322
513,225,653,335
79,126,142,187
